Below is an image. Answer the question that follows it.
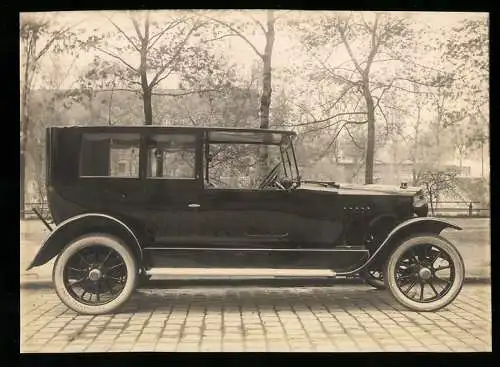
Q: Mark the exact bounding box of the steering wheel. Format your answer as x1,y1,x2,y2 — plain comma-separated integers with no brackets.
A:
258,163,282,189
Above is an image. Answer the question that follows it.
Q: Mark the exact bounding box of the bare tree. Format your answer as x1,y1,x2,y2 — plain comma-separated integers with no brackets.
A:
417,169,459,215
83,11,223,125
20,14,77,216
202,11,278,174
292,11,453,184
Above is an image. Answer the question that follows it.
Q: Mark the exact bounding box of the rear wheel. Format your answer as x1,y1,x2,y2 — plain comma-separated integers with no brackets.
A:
384,234,465,312
52,233,138,315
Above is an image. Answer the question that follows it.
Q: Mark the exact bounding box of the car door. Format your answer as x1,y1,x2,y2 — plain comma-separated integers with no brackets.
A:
193,187,298,268
139,131,204,245
198,188,296,245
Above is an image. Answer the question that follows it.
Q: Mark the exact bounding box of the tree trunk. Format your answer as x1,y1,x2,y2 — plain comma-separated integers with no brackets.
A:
481,141,484,177
88,91,99,122
20,66,31,218
20,145,26,218
259,14,274,131
429,192,434,215
258,11,275,178
143,88,153,125
139,20,152,126
363,81,375,185
140,55,152,125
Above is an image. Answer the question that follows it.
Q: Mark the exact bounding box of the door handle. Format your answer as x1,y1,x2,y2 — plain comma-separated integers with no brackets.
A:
188,203,201,208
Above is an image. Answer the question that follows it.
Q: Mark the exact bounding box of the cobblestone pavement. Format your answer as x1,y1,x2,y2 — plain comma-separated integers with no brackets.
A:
20,283,491,353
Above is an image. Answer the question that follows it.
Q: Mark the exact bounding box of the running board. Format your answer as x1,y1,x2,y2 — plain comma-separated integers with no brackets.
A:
145,268,337,278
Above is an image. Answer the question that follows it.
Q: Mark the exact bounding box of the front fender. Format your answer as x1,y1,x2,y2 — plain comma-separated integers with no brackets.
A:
26,213,143,270
344,217,462,275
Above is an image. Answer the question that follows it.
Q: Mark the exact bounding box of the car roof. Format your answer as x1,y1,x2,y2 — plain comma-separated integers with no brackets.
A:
53,125,297,145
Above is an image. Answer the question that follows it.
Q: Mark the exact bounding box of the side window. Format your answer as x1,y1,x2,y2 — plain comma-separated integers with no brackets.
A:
80,133,140,178
147,134,196,179
207,144,262,189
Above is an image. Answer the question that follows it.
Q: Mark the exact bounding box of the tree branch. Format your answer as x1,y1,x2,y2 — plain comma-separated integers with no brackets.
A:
393,77,443,88
314,119,367,161
291,112,368,127
247,14,267,34
373,79,394,109
149,24,200,88
87,88,139,93
131,17,144,41
361,58,398,65
94,46,138,72
152,89,221,97
337,22,364,75
303,42,360,86
149,67,176,89
148,18,186,50
443,114,468,128
359,13,372,33
292,102,319,122
376,104,389,136
203,33,235,43
345,125,364,150
202,14,264,59
364,14,381,75
106,16,140,52
371,80,432,95
325,84,359,112
34,26,70,62
144,12,150,41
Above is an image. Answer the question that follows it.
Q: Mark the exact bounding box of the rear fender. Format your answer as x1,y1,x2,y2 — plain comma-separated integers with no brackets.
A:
342,217,462,275
26,213,143,270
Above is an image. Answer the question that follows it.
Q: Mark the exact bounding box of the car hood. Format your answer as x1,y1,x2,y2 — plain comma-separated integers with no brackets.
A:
298,181,422,197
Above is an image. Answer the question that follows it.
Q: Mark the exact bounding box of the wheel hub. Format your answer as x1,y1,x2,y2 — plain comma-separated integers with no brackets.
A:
418,267,432,280
88,268,102,281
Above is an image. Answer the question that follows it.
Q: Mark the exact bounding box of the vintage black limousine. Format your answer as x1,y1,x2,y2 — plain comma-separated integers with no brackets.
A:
27,125,465,314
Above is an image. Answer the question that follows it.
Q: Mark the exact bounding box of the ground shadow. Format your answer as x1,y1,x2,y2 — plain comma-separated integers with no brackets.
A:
123,282,409,314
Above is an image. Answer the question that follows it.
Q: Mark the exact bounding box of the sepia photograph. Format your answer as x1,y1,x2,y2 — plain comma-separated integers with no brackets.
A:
20,9,490,353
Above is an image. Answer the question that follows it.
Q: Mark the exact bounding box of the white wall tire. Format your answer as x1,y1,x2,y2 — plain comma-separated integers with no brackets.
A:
52,233,138,315
384,234,465,312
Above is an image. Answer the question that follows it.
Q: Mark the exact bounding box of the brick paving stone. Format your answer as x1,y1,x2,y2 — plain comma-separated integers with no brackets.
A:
20,284,492,353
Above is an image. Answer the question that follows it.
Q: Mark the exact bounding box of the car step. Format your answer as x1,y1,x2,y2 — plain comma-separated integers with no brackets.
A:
145,268,336,278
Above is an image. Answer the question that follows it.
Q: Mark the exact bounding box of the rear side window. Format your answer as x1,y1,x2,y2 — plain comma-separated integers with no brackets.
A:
146,134,196,179
80,133,140,178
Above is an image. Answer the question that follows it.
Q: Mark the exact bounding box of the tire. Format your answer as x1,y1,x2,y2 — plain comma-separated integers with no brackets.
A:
363,268,386,290
384,234,465,312
52,233,138,315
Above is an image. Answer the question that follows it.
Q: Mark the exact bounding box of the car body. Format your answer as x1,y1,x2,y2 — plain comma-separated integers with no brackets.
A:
27,125,465,314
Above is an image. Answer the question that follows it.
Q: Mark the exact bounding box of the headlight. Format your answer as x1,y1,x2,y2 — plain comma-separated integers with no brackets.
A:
413,192,427,208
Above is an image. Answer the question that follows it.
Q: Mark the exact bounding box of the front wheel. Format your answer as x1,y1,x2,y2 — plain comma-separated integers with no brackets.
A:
384,234,465,312
52,233,138,315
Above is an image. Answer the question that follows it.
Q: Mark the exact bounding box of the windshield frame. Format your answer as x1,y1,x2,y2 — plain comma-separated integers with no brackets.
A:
279,136,300,185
